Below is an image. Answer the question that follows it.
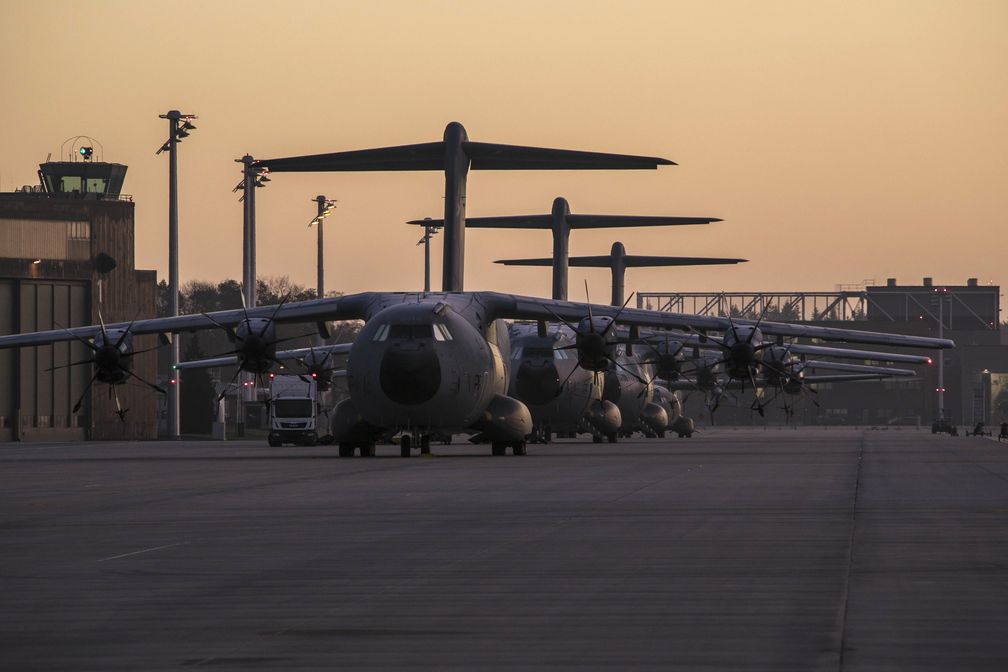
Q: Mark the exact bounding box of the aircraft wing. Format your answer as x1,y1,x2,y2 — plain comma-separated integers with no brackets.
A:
0,294,374,350
800,361,917,376
484,293,955,350
778,343,934,364
802,373,916,384
175,343,353,371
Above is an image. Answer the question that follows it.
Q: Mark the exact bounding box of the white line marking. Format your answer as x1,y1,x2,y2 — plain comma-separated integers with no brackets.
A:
98,542,189,562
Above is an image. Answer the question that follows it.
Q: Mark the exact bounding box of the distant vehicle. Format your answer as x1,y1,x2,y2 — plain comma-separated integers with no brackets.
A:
268,375,318,447
932,418,956,435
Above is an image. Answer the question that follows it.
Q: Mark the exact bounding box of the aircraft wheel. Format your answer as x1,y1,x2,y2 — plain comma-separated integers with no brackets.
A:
267,435,282,448
543,426,552,444
400,434,412,457
513,442,526,456
491,443,506,456
592,433,603,444
607,432,618,444
420,435,431,453
359,444,376,457
338,443,354,458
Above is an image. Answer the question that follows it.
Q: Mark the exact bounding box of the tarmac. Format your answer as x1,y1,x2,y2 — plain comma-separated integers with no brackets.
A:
2,428,1008,671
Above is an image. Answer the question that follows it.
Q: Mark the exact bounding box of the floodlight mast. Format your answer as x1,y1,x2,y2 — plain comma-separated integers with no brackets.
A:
309,196,336,299
157,109,197,439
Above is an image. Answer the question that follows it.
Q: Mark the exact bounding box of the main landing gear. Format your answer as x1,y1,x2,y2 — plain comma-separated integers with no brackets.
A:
491,441,527,456
338,442,376,457
399,433,432,457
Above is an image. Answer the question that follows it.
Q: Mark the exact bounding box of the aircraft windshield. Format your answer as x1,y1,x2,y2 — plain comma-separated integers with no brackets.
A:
389,324,434,340
273,399,314,418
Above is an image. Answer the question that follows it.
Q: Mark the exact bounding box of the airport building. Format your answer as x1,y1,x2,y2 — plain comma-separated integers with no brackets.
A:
640,278,1008,428
0,147,159,441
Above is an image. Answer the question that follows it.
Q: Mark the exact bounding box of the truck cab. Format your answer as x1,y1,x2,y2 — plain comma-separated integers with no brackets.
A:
268,375,318,447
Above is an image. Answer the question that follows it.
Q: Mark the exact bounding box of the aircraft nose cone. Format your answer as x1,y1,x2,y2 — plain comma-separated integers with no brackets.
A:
515,360,561,405
379,343,441,405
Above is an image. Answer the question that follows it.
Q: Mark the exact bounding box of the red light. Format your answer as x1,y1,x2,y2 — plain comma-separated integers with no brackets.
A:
269,373,275,379
311,372,317,379
169,379,176,385
926,357,933,365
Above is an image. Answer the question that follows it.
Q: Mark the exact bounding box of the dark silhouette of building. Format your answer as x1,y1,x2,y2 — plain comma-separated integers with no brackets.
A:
0,149,159,441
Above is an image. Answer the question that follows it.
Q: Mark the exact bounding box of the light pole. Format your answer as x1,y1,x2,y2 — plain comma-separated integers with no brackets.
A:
416,217,441,292
234,157,270,308
933,287,951,420
308,196,337,299
232,158,270,420
156,110,197,440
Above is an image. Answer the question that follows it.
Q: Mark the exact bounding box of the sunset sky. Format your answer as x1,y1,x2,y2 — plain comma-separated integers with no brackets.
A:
2,1,1005,304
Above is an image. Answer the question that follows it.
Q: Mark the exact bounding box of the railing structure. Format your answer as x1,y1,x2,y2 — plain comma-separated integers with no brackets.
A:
637,291,874,322
637,290,997,329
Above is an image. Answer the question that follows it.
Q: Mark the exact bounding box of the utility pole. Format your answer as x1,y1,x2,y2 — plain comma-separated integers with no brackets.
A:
938,288,946,420
314,195,326,299
157,110,197,439
237,155,256,308
416,217,440,292
308,197,336,301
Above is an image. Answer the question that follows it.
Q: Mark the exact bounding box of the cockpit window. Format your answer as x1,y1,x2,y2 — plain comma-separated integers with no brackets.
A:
524,346,554,359
512,346,523,360
372,324,390,342
389,324,434,340
433,323,453,342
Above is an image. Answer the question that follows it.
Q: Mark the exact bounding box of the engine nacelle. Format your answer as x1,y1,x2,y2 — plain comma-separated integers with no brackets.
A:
585,398,621,434
469,394,533,441
640,401,669,436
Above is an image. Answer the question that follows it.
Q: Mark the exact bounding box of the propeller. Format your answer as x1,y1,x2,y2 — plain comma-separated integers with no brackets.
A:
51,309,167,423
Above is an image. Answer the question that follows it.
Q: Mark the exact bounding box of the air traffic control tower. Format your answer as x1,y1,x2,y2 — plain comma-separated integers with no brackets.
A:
0,138,159,441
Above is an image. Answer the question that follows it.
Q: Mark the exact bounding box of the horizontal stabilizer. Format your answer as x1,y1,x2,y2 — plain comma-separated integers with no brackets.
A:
567,215,719,228
258,142,672,173
463,142,673,170
407,214,718,229
408,215,553,229
496,256,748,267
256,142,446,172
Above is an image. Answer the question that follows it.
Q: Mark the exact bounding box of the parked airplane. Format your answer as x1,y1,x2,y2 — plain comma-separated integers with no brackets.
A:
0,125,956,453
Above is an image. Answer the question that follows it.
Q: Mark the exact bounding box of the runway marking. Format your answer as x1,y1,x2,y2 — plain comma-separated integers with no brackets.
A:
98,542,189,562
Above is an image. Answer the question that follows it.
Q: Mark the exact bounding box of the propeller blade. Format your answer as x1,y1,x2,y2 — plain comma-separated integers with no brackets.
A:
125,369,167,395
72,370,100,414
555,363,581,397
748,300,773,343
111,385,128,424
601,292,636,338
218,367,244,403
115,309,143,348
260,292,292,337
201,313,240,341
584,280,593,331
97,309,108,342
53,321,99,352
45,359,94,372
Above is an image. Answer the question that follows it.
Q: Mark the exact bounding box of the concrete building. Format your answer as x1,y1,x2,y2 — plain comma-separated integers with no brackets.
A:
0,149,159,441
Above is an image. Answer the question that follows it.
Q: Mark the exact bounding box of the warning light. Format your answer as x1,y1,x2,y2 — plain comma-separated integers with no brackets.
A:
311,372,317,379
269,373,275,380
169,378,177,385
78,146,93,160
926,357,933,365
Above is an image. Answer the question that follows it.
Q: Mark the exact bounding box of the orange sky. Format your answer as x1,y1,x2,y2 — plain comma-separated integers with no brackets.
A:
2,1,1006,306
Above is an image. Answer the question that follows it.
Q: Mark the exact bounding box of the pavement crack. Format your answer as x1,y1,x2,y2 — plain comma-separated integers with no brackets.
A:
836,431,865,671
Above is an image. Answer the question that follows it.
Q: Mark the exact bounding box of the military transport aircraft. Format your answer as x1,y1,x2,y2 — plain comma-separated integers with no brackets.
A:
0,124,956,454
